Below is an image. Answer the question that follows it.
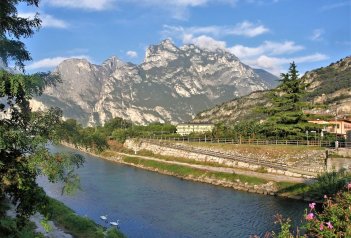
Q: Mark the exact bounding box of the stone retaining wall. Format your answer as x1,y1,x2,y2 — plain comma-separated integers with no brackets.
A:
124,139,320,178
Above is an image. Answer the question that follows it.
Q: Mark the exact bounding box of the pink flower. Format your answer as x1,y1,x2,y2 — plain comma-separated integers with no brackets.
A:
309,202,316,210
319,223,324,231
326,221,333,229
324,194,328,199
306,213,314,220
347,182,351,190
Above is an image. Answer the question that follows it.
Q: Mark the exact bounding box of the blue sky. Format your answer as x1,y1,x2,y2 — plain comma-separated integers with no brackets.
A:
18,0,351,75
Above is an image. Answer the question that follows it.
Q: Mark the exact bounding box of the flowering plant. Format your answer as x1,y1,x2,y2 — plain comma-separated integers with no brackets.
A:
303,189,351,237
269,182,351,238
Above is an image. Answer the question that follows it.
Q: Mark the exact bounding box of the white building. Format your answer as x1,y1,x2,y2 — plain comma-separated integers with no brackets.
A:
176,123,214,136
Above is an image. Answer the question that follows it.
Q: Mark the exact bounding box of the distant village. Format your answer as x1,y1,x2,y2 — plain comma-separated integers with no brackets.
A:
176,118,351,141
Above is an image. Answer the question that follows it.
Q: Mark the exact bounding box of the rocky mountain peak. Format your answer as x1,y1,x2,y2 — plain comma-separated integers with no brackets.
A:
32,40,278,126
102,56,129,72
160,39,178,51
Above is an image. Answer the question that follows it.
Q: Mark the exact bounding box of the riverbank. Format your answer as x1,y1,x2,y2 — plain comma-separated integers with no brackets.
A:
2,196,125,238
60,142,314,201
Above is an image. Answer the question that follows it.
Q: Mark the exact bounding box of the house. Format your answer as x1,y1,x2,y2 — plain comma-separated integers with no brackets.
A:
308,119,351,138
347,130,351,142
176,123,214,136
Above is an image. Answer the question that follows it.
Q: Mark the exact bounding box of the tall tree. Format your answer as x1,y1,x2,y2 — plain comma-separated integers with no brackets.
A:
0,0,84,229
262,62,312,138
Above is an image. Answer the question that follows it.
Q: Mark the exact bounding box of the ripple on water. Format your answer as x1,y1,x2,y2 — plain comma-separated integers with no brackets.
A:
39,144,307,238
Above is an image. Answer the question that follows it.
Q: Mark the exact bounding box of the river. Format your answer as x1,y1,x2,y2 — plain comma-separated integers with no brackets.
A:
38,144,307,238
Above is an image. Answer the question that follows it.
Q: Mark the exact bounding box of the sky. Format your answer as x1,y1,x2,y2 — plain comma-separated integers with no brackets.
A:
18,0,351,76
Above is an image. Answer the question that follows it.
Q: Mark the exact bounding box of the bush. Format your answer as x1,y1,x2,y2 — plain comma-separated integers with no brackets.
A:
269,181,351,237
304,189,351,237
308,170,351,199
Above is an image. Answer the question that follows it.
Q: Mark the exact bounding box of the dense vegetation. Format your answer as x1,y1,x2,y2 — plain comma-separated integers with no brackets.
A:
47,198,124,238
210,63,337,141
0,1,116,237
272,171,351,237
58,117,176,148
304,57,351,100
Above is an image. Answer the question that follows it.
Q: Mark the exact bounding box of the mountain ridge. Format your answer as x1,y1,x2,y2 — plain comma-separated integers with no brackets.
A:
193,56,351,124
30,40,278,125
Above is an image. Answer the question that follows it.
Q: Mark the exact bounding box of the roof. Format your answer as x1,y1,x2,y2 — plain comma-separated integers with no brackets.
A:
177,122,214,126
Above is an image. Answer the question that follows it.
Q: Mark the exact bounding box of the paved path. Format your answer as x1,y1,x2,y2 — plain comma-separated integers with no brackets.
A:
6,205,72,238
117,152,314,184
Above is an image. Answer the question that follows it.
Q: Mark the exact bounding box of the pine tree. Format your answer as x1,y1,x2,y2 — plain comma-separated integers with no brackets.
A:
262,62,311,138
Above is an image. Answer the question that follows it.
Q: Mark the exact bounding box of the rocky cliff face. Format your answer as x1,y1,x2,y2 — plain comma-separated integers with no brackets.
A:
194,56,351,124
31,39,277,125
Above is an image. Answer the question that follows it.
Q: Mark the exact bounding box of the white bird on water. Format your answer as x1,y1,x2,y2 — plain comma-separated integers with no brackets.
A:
110,220,119,227
100,215,108,221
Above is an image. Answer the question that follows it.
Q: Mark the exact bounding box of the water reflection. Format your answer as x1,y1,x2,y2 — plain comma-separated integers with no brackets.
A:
39,144,306,238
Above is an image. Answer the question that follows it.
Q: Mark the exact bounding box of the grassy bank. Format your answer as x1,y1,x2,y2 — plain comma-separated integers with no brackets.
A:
0,197,125,238
122,156,267,185
102,148,237,169
47,198,125,238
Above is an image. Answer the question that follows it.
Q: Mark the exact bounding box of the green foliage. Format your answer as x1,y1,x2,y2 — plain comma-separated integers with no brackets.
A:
0,216,44,238
122,156,267,185
304,59,351,101
271,215,296,238
111,128,128,143
58,118,177,145
304,190,351,237
57,119,109,151
0,0,84,231
0,0,41,69
257,62,322,139
46,198,125,238
308,170,351,199
271,179,351,238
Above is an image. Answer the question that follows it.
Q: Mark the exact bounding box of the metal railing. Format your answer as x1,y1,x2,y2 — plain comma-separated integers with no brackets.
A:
139,138,323,176
138,136,351,148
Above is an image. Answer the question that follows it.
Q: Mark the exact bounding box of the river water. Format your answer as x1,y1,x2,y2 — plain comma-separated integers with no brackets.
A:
38,144,307,238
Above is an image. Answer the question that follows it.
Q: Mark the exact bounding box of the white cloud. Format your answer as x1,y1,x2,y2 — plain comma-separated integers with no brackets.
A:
163,21,269,41
19,12,68,28
126,51,138,58
246,53,328,75
188,35,227,51
26,55,91,70
310,29,324,41
43,0,116,11
227,21,269,37
320,1,351,11
162,23,327,75
229,41,304,58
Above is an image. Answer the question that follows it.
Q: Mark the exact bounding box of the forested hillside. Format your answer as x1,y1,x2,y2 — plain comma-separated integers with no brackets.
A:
194,56,351,124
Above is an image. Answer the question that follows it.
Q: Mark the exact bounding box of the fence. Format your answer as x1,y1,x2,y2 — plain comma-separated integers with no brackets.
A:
138,136,351,148
140,138,321,176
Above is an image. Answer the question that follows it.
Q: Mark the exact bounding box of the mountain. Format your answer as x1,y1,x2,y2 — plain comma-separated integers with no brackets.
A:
193,56,351,124
31,39,277,125
253,68,280,88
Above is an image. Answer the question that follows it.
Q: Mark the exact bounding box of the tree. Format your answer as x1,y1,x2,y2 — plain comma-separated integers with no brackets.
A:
262,62,315,138
0,0,84,229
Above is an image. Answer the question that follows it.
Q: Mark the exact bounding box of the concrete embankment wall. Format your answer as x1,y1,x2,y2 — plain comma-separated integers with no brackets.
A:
124,139,323,178
327,148,351,172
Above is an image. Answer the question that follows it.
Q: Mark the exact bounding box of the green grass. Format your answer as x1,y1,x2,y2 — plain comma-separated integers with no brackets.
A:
137,149,234,168
122,156,267,185
47,198,125,238
0,198,45,238
276,182,310,197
